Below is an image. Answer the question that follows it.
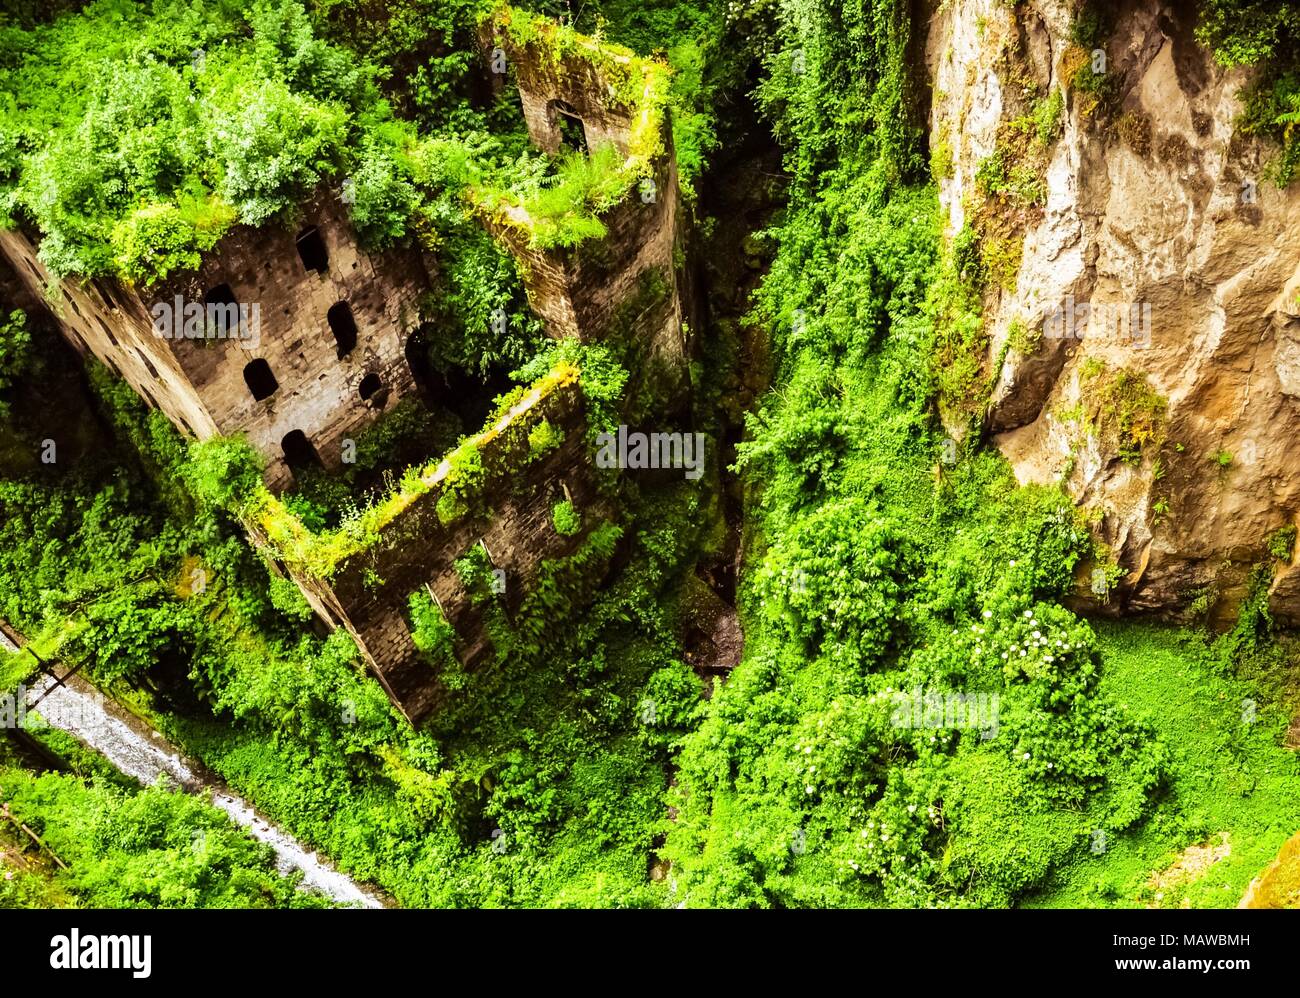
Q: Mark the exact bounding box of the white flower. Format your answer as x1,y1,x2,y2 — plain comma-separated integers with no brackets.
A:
982,610,992,619
1022,752,1031,761
805,785,814,794
1023,610,1032,618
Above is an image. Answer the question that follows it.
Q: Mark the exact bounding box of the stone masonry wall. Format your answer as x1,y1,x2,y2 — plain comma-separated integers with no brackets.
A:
479,20,690,385
261,376,612,725
0,191,433,490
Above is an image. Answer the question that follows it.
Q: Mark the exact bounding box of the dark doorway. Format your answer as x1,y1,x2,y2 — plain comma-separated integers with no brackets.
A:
403,326,438,406
550,100,588,154
204,283,240,338
281,429,322,470
243,358,278,401
296,226,329,274
327,301,358,358
358,372,385,403
441,363,514,432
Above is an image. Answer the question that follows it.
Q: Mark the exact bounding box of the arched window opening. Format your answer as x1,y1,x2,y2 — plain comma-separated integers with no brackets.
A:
243,358,278,401
327,301,357,358
549,100,588,154
403,326,436,405
358,372,384,403
296,226,329,274
281,430,322,470
204,283,240,338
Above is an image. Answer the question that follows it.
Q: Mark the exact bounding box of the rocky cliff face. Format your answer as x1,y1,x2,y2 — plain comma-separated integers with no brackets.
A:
927,0,1300,623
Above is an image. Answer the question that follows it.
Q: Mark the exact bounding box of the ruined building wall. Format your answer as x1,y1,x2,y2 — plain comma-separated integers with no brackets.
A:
257,375,613,725
485,151,688,375
479,21,691,386
510,44,636,157
0,224,216,447
0,192,433,489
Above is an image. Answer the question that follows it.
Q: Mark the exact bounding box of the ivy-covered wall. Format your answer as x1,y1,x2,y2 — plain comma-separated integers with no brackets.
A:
476,8,692,391
250,367,614,724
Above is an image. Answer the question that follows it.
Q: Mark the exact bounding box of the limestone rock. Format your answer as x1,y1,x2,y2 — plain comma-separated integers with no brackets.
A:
928,0,1300,619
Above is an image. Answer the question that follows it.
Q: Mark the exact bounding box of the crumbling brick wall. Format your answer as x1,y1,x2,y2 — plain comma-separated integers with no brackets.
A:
0,192,433,489
479,15,691,386
253,374,614,725
483,152,688,377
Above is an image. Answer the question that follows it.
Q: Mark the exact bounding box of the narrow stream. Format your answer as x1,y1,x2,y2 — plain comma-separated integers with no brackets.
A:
2,631,387,909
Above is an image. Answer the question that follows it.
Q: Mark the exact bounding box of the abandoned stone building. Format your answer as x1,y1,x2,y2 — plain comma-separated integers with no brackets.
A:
477,8,693,392
245,18,696,724
250,364,610,723
3,8,693,726
0,191,431,489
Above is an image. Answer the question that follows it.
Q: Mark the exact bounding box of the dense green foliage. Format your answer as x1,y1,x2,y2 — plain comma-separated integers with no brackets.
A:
0,730,327,908
660,0,1173,908
2,0,1299,912
0,0,430,281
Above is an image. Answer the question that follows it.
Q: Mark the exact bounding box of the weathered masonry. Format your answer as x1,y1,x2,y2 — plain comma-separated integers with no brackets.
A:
477,8,692,389
239,11,697,724
2,6,694,726
0,191,431,489
250,362,612,724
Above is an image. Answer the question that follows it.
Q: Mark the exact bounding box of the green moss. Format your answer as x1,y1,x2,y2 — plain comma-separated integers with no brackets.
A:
527,418,565,460
1268,525,1297,562
470,5,675,251
1026,620,1300,909
250,360,584,577
930,123,954,181
0,0,421,283
407,588,465,688
1081,367,1168,466
1006,317,1041,356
